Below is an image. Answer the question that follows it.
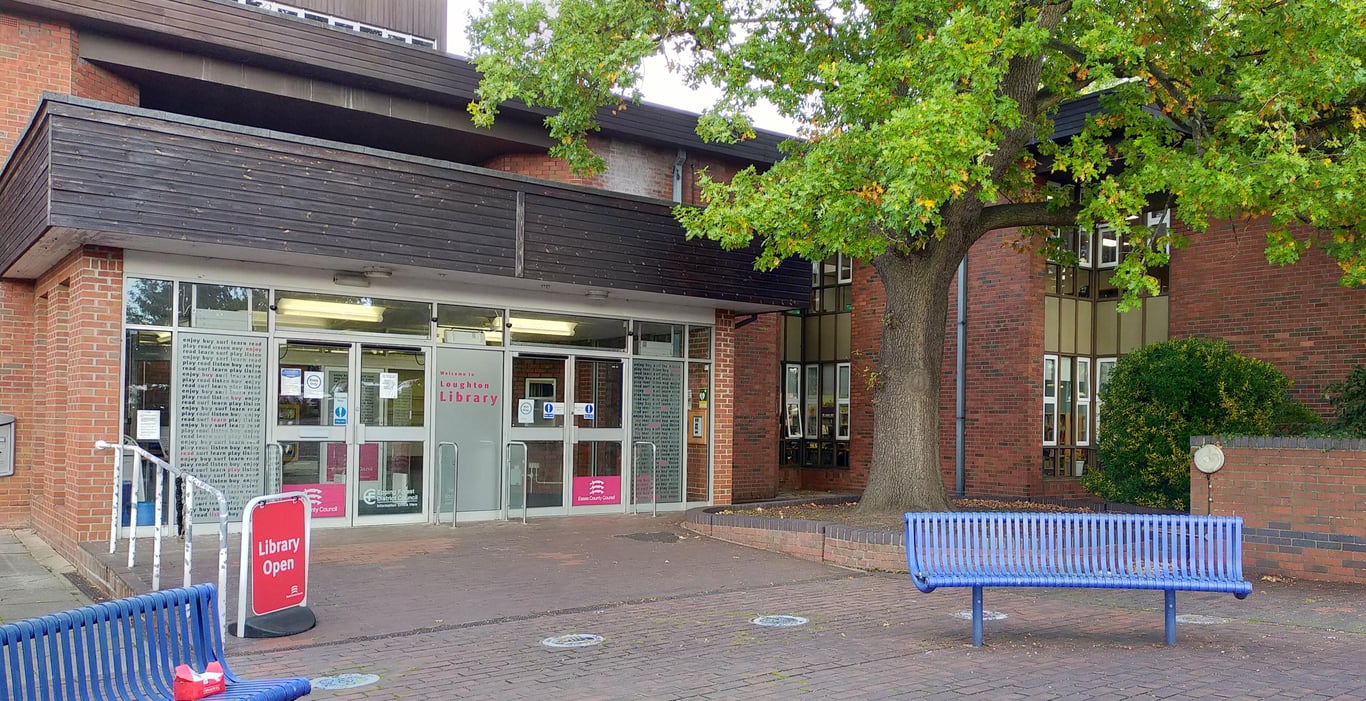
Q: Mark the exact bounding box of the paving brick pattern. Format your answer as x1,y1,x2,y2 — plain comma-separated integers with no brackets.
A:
87,515,1356,700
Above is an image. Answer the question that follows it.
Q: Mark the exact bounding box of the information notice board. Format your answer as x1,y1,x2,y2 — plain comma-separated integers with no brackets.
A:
175,333,267,521
630,360,684,503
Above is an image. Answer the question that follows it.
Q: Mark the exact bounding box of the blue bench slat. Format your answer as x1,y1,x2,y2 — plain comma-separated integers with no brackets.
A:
1,584,309,700
906,512,1252,647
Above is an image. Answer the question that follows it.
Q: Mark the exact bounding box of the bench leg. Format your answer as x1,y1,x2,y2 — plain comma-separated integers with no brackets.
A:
1164,590,1176,646
972,586,984,647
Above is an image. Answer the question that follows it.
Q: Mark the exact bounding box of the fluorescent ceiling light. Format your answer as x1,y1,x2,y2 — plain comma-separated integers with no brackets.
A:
278,298,385,323
499,316,577,336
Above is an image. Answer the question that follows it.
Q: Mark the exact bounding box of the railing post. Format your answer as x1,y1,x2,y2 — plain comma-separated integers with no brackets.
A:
109,445,122,554
127,450,141,568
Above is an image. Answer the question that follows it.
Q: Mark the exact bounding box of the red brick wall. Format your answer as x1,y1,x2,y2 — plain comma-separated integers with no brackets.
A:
0,280,35,526
0,14,73,157
1195,438,1366,584
482,135,747,203
1170,221,1366,415
1,13,139,158
25,248,125,560
711,310,735,504
731,313,779,501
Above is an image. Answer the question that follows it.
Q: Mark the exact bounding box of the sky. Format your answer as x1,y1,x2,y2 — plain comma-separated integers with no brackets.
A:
445,1,801,136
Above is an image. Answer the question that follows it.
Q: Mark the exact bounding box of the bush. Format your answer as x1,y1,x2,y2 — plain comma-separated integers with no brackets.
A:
1081,337,1291,511
1325,365,1366,437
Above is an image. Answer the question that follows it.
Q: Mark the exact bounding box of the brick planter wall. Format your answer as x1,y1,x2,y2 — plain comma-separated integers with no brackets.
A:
1192,436,1366,584
684,499,910,573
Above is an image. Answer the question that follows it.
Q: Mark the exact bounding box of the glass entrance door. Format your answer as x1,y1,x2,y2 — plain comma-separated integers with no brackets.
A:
273,340,427,525
571,359,624,512
506,355,625,514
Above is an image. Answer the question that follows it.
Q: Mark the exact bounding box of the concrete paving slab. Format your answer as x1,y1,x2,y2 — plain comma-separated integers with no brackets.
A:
0,529,90,624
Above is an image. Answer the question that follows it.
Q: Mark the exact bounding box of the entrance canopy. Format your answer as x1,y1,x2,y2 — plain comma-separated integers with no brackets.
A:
0,96,808,312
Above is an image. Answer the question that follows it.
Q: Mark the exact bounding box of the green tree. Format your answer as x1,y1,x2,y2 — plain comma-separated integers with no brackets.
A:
1082,337,1290,510
468,0,1366,512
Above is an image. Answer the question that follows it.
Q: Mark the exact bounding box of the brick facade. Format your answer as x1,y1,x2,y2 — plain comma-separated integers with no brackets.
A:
1169,220,1366,415
0,12,139,157
20,248,125,558
710,310,735,505
0,279,35,526
482,135,745,205
731,313,779,501
1193,437,1366,584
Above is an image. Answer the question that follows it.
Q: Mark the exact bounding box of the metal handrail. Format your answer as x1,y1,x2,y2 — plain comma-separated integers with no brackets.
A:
435,442,458,527
96,439,231,636
264,442,284,494
632,441,658,517
505,441,528,524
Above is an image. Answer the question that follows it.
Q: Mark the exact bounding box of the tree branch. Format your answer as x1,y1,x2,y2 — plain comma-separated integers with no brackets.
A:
974,202,1082,234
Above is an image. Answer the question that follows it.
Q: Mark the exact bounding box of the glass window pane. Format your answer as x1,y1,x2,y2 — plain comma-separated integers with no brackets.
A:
837,364,851,399
635,322,683,357
821,364,836,438
1044,264,1059,295
124,278,174,326
124,330,173,458
837,254,853,283
360,347,425,427
1145,296,1170,345
688,326,712,360
837,405,850,440
782,316,802,361
836,312,851,359
276,291,431,336
820,314,837,360
507,311,627,350
437,304,503,346
1043,357,1057,399
1044,297,1059,352
1043,405,1056,444
784,365,803,438
1077,358,1092,398
840,286,853,312
803,365,819,438
177,283,268,331
1077,403,1090,445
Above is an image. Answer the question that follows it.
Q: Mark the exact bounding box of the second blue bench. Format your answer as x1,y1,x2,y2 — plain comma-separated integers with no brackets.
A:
905,512,1252,646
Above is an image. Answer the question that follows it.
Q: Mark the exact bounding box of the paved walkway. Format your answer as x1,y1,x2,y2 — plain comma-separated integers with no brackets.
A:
0,529,91,623
12,516,1366,698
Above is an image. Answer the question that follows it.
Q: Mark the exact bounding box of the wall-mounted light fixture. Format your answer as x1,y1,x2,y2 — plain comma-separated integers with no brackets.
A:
278,298,385,323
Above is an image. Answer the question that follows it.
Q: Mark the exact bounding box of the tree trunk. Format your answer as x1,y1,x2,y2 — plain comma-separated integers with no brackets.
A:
857,244,965,514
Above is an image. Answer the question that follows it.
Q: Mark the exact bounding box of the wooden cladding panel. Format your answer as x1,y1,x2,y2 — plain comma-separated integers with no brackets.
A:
0,118,52,273
44,108,517,274
282,0,446,44
522,192,809,307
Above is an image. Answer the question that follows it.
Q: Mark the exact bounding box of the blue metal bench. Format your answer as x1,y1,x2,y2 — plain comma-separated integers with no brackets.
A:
905,512,1252,647
1,583,310,700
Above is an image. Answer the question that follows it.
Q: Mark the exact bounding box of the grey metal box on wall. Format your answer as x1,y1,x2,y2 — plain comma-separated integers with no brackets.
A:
0,414,14,477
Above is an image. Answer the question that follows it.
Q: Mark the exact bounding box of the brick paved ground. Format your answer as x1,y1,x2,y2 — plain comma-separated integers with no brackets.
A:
86,515,1365,699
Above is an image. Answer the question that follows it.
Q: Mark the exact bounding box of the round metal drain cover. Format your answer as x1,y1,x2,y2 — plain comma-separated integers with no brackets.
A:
1176,614,1228,625
952,610,1008,621
751,615,809,627
310,673,380,690
542,633,605,649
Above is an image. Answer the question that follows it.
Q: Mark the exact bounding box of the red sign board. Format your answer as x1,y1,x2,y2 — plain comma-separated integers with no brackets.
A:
249,496,308,616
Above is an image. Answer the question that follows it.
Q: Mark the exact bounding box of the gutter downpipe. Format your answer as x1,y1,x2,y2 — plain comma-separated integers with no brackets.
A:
955,255,967,498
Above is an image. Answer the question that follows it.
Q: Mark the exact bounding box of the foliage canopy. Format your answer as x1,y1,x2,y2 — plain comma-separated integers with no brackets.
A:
468,0,1366,511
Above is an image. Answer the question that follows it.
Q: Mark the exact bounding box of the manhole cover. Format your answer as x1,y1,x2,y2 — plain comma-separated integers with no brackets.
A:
310,673,380,690
1176,614,1228,625
542,633,605,648
615,532,681,543
952,610,1008,621
750,615,809,627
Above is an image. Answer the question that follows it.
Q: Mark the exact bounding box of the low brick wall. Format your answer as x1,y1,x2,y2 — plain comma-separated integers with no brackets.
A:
1192,436,1366,585
684,498,910,573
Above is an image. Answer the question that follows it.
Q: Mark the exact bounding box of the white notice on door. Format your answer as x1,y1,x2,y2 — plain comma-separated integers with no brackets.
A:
303,371,325,399
517,399,536,424
135,410,161,440
380,372,400,399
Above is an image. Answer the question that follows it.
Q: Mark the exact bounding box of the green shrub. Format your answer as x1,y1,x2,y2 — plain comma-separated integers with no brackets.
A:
1081,337,1291,511
1271,398,1324,436
1325,365,1366,437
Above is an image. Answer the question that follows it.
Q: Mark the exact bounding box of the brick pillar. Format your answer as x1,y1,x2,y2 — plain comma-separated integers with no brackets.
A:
711,310,735,505
0,280,35,526
29,247,124,558
731,313,779,501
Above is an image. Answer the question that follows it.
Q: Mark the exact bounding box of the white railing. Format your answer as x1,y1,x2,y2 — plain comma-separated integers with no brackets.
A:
232,0,439,49
97,439,230,634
